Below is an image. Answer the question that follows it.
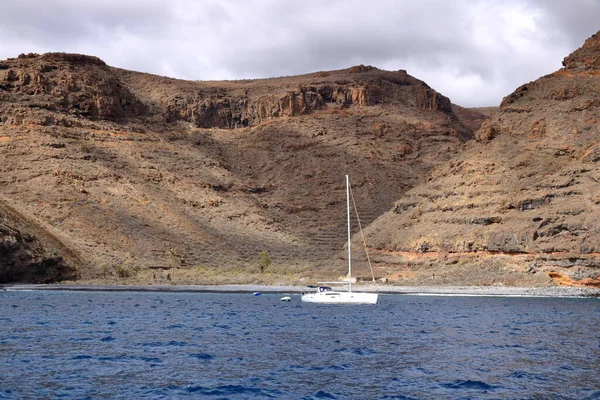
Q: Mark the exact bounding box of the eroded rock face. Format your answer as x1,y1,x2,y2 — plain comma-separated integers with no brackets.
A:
116,65,455,129
160,81,452,129
162,86,335,128
0,202,78,283
0,52,145,125
363,31,600,287
561,31,600,71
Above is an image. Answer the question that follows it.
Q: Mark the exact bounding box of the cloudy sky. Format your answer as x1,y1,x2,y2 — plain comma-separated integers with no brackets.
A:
0,0,598,106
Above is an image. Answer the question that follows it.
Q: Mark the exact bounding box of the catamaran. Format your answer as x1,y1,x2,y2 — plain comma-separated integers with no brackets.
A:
301,175,379,304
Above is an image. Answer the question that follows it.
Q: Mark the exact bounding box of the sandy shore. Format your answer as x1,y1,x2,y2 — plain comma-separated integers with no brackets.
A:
1,283,599,297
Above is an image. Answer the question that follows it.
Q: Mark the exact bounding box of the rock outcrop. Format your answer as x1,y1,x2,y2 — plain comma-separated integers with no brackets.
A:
116,65,456,130
0,198,79,283
0,53,145,126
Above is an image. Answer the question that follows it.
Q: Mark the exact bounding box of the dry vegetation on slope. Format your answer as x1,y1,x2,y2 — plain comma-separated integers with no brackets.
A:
0,54,478,284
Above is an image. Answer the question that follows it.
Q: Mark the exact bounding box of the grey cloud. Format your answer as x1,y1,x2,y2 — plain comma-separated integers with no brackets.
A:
200,0,473,78
0,0,174,47
527,0,600,48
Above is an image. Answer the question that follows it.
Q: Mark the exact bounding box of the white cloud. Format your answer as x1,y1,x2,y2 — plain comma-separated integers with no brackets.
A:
0,0,598,106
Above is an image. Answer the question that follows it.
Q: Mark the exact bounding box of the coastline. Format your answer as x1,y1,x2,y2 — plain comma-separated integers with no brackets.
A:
1,283,599,298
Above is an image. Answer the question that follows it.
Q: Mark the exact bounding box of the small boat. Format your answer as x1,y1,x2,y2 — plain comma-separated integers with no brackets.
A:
301,175,379,305
253,292,261,296
280,296,292,302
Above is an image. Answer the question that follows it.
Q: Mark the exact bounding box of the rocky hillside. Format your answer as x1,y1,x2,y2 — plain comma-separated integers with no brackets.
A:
0,53,479,283
363,31,600,287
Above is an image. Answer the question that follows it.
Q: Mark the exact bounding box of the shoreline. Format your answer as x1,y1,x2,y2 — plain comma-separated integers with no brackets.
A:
1,283,599,298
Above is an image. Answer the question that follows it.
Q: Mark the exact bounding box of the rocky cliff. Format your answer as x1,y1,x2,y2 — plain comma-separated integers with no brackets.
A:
0,53,477,283
0,53,456,131
363,31,600,287
0,53,145,125
116,64,456,130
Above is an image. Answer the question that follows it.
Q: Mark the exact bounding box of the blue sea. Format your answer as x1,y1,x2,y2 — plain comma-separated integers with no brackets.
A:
0,291,599,399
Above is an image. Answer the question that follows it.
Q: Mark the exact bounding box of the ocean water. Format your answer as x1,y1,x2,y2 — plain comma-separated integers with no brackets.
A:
0,291,599,399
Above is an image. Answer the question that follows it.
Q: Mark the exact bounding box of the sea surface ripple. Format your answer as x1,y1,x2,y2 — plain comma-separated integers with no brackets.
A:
0,291,599,399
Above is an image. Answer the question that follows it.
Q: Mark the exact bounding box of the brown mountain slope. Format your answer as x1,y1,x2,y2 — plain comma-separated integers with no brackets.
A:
0,53,478,283
363,31,600,287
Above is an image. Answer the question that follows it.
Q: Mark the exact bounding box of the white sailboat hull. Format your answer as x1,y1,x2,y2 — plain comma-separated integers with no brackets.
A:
301,291,378,304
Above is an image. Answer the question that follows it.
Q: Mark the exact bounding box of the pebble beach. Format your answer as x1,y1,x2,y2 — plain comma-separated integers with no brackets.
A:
2,283,599,298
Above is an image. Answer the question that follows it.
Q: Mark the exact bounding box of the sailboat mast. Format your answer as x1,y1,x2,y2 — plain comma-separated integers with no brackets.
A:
346,175,352,293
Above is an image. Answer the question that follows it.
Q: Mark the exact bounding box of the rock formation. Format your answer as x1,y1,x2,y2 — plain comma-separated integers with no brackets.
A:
0,53,145,126
0,198,79,282
115,64,457,130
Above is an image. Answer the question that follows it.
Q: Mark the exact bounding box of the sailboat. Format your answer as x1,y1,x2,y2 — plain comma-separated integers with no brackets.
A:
301,175,379,304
